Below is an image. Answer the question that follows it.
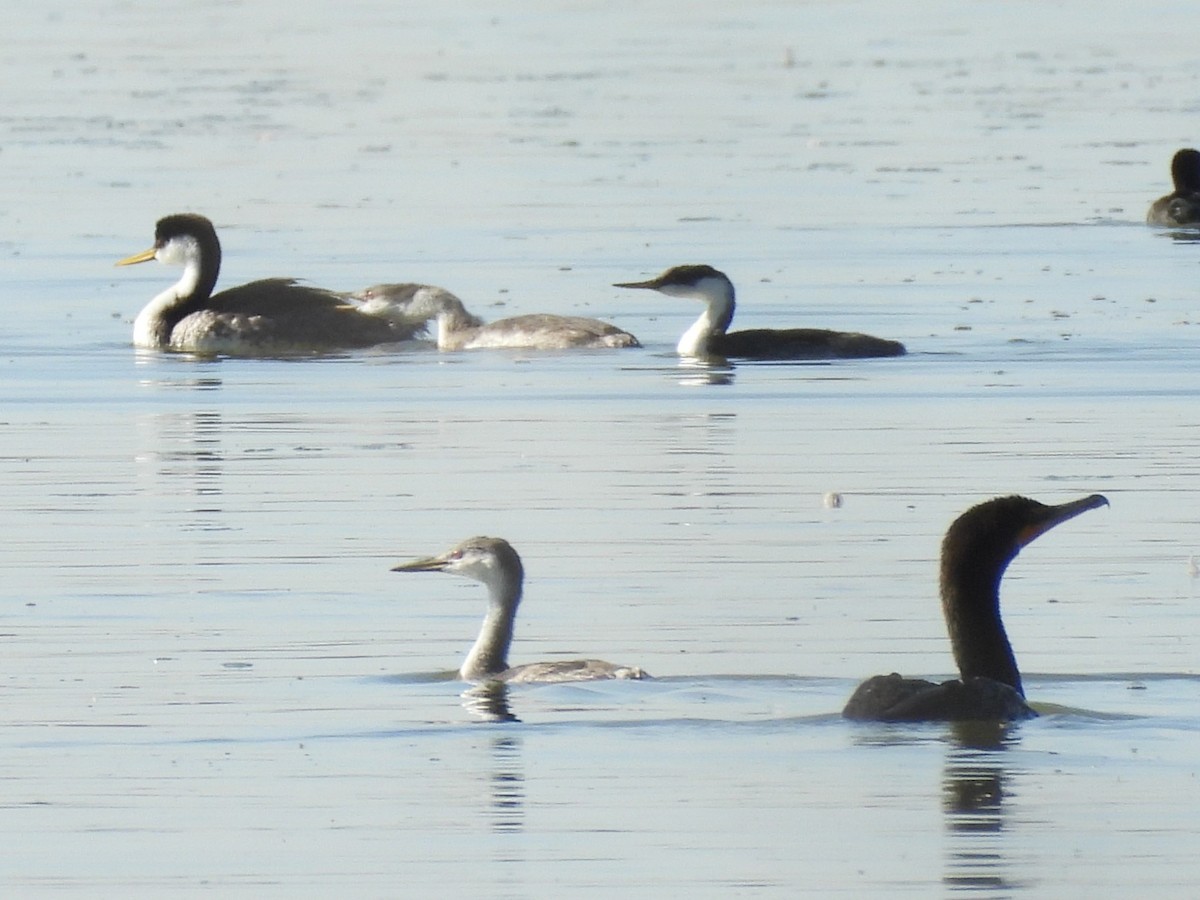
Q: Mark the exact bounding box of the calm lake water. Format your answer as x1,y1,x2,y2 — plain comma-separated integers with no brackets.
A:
4,0,1200,895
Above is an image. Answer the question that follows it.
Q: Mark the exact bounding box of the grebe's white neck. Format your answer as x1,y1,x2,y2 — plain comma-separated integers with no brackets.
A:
666,274,736,356
131,237,206,349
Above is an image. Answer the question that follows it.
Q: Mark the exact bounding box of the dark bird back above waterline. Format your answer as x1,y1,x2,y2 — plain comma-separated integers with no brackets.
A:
1147,148,1200,227
842,493,1109,723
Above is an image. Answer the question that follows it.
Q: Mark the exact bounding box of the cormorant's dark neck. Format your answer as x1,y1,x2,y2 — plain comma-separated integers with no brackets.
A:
941,554,1023,695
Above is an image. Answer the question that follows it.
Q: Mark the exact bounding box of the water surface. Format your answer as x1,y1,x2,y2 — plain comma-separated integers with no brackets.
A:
4,1,1200,895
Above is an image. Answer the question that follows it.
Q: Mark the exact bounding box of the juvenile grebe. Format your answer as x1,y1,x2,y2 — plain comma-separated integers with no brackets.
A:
348,283,640,351
391,536,648,684
843,493,1108,722
1147,149,1200,226
615,264,905,360
117,214,421,355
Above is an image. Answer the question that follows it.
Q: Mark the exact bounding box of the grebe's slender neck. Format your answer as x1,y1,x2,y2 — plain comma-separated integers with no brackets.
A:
409,287,484,350
131,255,207,348
462,571,522,680
676,275,736,356
126,216,223,349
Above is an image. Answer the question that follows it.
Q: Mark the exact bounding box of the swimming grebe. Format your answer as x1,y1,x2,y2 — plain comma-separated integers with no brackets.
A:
843,493,1108,722
117,214,421,354
1147,149,1200,226
614,264,905,360
391,536,648,683
348,283,640,351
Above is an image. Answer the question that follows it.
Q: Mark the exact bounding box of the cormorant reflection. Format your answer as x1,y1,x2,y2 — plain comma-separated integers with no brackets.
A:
942,721,1019,893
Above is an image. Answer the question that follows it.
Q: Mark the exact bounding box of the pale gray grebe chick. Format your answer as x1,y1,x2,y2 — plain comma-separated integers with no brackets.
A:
117,214,421,355
615,264,905,360
843,493,1108,722
350,283,640,351
1147,148,1200,226
339,282,427,323
391,536,648,684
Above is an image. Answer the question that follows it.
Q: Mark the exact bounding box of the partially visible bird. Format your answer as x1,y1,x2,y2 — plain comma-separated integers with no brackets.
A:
1147,149,1200,226
348,283,639,351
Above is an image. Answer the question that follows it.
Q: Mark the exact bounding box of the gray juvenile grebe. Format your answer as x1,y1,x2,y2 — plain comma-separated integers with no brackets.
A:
347,283,639,351
391,536,648,684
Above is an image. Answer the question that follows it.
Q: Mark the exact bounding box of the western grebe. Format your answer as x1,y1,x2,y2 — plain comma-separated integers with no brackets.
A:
391,536,648,683
614,264,905,360
117,214,422,355
843,493,1108,722
1147,149,1200,226
347,283,640,351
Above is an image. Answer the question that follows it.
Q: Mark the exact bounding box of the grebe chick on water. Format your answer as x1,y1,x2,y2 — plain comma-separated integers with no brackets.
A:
843,493,1108,722
391,536,648,684
349,283,640,351
340,283,428,323
1147,149,1200,226
614,264,905,360
117,214,420,354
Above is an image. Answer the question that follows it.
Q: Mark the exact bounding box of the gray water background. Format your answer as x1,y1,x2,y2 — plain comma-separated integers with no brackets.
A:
4,1,1200,895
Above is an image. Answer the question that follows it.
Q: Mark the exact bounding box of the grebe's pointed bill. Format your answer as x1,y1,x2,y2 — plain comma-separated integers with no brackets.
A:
116,246,158,267
1016,493,1109,549
613,276,662,290
390,552,455,574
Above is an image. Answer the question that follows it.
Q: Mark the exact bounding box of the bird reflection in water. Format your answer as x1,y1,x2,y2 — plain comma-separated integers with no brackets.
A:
675,356,735,387
461,681,519,723
942,722,1019,893
459,684,525,840
486,733,525,836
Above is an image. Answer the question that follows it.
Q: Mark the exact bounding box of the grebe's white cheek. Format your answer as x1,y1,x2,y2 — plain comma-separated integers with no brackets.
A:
157,235,200,267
